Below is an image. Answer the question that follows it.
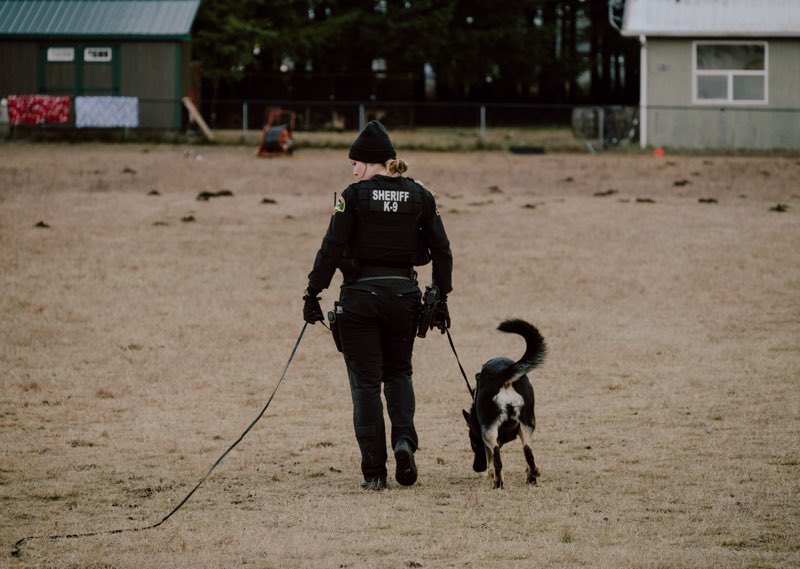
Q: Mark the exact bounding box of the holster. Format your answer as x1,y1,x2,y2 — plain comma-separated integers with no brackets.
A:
327,302,343,352
416,285,440,338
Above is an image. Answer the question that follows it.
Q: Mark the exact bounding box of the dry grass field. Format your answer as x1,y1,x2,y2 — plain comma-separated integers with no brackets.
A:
1,142,798,569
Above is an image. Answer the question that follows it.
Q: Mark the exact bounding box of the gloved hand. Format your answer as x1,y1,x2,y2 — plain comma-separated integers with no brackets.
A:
432,298,451,333
303,289,324,324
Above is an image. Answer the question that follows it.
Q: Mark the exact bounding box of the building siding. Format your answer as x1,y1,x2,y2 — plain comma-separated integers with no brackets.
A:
648,38,694,107
1,39,188,129
646,37,800,150
0,1,197,130
649,107,799,150
769,39,800,108
0,42,38,93
119,42,179,128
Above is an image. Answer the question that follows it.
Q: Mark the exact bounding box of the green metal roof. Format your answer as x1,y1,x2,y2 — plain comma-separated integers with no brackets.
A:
0,0,200,40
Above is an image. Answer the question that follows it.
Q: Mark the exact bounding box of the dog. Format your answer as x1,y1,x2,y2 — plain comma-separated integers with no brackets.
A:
462,319,546,489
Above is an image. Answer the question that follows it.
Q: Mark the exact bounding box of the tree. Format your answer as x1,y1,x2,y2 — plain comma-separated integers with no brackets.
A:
424,0,540,101
192,0,277,121
191,0,640,111
380,0,456,98
585,0,639,104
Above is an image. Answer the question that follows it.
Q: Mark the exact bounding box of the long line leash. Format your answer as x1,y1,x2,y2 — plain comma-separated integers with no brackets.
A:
12,323,309,557
444,328,473,397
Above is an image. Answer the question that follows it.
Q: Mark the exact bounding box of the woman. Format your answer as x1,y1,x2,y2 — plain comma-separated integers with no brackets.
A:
303,121,453,490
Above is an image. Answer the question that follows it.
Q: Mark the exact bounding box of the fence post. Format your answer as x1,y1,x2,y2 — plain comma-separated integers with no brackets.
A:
479,105,486,148
359,104,366,130
598,106,605,152
242,101,248,142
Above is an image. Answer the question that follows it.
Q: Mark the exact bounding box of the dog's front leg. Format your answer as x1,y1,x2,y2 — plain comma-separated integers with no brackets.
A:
483,445,495,484
482,429,504,489
491,445,504,489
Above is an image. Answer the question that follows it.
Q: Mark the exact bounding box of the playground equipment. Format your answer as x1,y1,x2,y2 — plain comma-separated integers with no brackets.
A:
256,108,296,157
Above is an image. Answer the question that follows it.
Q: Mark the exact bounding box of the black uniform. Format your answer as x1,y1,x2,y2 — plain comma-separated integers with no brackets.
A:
307,174,452,482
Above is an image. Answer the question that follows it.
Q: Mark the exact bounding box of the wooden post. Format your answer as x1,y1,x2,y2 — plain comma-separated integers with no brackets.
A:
181,97,215,141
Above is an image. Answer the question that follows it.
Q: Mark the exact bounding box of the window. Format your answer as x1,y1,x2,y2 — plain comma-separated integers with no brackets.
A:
47,47,74,62
693,42,767,104
84,47,112,62
40,45,118,96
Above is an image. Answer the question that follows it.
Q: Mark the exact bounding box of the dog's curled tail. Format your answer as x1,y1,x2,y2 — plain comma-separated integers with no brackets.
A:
498,319,547,382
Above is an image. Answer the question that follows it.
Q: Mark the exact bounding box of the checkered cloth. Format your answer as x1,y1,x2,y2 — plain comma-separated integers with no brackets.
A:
7,95,70,125
75,96,139,128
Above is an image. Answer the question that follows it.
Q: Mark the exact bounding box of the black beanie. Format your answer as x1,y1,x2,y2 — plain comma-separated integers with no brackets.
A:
348,120,396,164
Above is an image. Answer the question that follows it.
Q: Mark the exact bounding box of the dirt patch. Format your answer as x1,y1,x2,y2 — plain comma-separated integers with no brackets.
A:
1,144,798,568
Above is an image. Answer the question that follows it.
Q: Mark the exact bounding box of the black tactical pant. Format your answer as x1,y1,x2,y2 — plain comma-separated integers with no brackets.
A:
337,279,421,480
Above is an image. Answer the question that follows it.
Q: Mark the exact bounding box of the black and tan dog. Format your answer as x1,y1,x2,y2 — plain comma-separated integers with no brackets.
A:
462,319,547,489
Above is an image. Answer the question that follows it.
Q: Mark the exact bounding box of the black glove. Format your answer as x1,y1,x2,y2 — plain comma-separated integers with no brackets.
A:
432,299,451,333
303,289,324,324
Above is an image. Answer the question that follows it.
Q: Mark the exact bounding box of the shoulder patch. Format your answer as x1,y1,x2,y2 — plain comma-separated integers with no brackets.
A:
429,190,441,215
332,194,346,215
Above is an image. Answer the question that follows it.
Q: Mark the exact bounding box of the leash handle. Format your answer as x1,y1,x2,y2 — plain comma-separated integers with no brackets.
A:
13,323,309,557
445,328,473,397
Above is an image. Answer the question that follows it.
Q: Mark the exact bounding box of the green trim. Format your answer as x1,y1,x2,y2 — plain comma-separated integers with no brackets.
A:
174,43,182,128
113,44,120,96
75,47,84,94
37,46,45,93
38,43,122,97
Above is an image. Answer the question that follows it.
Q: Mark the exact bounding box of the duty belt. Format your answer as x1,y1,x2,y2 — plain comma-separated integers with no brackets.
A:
356,264,416,282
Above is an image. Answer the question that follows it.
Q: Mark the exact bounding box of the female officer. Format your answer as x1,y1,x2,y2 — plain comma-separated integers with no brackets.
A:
303,121,453,490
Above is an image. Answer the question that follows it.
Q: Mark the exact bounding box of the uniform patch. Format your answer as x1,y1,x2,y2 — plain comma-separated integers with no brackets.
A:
332,194,346,215
430,190,441,215
369,188,413,213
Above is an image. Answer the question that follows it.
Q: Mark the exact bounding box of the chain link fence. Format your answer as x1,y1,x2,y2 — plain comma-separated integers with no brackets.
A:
199,99,639,152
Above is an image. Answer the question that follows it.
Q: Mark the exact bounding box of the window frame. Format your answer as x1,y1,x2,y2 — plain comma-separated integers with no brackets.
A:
84,47,113,63
39,43,120,96
46,47,75,62
692,40,769,105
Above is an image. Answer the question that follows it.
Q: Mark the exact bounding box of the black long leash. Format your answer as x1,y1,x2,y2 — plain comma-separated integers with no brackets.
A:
444,328,473,397
12,323,309,558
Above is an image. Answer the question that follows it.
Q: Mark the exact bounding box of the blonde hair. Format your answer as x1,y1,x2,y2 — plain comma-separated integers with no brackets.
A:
386,158,408,176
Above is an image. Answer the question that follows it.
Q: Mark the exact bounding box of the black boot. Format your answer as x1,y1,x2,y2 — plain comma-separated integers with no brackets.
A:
360,476,387,491
393,439,417,486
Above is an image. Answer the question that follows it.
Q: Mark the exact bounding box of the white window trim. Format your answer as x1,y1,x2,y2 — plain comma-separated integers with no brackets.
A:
84,47,113,63
692,40,769,105
47,47,75,62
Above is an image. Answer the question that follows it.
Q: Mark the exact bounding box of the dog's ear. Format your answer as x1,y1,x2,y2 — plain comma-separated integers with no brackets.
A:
462,409,470,424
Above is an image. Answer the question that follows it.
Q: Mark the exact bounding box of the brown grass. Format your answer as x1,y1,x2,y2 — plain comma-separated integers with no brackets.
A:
1,144,799,568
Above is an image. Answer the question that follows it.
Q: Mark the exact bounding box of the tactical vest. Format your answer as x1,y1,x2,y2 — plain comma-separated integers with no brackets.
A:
351,177,428,267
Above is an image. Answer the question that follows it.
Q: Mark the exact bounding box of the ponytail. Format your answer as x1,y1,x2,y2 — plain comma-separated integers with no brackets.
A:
386,158,408,176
